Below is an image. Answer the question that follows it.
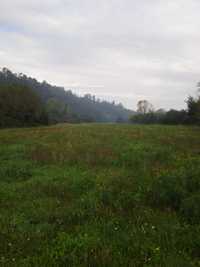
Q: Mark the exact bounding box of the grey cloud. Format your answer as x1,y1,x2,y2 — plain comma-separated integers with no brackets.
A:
0,0,200,109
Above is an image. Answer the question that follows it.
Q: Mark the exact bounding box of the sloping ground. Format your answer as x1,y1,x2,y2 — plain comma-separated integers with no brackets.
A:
0,124,199,266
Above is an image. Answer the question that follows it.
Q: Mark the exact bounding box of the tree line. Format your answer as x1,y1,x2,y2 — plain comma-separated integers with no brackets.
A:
1,67,200,128
130,91,200,125
0,68,133,128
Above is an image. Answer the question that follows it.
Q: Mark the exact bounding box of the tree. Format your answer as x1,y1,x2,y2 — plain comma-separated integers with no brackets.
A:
186,96,200,124
162,109,187,125
0,84,48,128
45,98,69,124
137,100,154,114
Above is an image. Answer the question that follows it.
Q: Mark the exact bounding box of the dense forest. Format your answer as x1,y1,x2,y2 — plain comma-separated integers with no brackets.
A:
0,83,48,128
0,68,134,128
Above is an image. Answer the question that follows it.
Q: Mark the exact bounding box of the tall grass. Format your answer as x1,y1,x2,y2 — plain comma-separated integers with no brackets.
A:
0,124,199,266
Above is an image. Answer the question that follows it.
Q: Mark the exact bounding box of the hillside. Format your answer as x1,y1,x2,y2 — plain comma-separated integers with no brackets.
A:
0,124,199,266
0,68,134,123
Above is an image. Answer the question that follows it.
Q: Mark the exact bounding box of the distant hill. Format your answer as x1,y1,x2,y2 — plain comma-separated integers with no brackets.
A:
0,68,134,123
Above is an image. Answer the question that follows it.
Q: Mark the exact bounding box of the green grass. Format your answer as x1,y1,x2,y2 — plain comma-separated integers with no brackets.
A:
0,124,199,266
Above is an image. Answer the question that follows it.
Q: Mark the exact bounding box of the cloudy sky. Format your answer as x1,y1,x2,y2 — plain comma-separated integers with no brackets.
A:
0,0,200,110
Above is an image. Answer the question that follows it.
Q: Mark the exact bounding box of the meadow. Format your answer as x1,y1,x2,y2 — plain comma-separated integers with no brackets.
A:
0,124,199,266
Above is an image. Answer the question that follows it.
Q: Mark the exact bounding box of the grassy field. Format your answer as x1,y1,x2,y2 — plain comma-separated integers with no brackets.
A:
0,124,200,267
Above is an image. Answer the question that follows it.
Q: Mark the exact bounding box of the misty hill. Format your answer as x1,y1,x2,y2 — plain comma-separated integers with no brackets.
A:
0,68,134,124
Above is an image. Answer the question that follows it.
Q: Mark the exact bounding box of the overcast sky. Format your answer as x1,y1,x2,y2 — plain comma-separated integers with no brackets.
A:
0,0,200,110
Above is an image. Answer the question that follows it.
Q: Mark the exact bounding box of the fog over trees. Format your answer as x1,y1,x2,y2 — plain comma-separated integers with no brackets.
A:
0,67,200,128
0,68,134,128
